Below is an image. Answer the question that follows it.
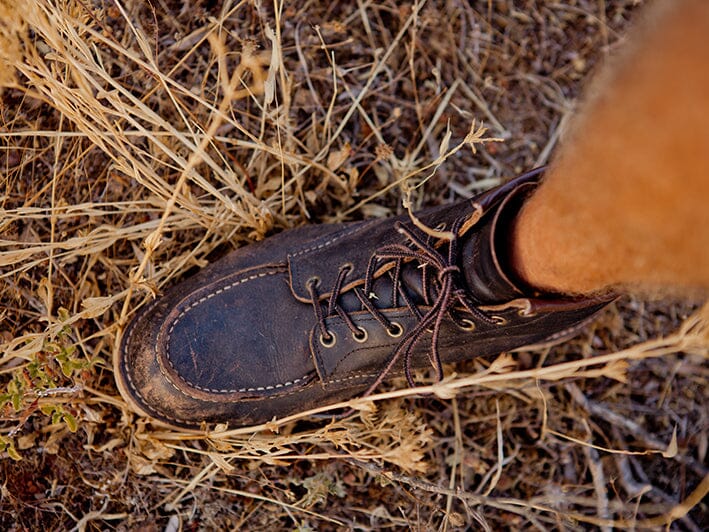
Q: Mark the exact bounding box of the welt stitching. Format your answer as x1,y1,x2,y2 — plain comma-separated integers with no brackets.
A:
122,308,196,426
124,306,397,426
177,371,380,402
122,303,215,426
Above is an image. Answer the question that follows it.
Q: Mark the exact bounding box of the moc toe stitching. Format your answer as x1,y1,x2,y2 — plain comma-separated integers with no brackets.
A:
158,266,315,397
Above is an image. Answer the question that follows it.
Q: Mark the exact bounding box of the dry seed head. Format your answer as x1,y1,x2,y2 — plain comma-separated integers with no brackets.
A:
374,143,394,162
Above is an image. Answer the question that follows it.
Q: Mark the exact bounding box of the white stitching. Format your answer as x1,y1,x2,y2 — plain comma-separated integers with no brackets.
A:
324,372,379,385
542,313,598,343
121,305,314,425
123,313,378,427
121,301,198,426
180,376,309,395
162,268,315,394
167,270,276,328
288,220,376,258
119,270,381,427
288,222,377,297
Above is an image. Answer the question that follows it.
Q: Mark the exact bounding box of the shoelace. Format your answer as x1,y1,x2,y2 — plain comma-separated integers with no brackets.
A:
306,217,502,396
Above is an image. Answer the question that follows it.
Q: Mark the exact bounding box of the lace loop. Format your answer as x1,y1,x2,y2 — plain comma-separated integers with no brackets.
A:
307,277,333,344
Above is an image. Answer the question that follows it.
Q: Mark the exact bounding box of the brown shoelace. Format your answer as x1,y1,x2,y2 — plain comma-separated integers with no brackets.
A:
307,217,501,396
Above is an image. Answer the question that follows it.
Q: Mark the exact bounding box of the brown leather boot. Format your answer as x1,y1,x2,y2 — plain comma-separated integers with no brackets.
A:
116,168,611,429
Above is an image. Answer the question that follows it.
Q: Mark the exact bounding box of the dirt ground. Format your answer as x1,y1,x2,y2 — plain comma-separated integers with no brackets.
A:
1,0,707,529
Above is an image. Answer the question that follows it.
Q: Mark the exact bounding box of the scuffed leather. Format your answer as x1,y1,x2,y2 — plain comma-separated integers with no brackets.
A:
118,168,612,429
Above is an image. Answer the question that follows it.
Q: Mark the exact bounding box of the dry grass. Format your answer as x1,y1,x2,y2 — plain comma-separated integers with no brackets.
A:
1,0,707,529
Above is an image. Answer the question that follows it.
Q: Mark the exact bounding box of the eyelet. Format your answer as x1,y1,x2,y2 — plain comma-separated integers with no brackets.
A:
386,321,404,338
492,315,508,325
458,318,476,331
352,326,368,343
319,331,337,348
307,276,321,289
340,262,354,273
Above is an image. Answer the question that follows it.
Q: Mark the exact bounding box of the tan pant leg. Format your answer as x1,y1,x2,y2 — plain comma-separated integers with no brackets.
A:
511,0,709,296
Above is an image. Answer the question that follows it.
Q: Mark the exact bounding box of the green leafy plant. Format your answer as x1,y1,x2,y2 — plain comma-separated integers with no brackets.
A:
1,308,97,460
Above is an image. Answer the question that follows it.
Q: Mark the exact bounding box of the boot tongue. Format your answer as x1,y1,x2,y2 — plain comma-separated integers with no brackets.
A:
339,172,542,310
460,180,537,304
355,178,538,308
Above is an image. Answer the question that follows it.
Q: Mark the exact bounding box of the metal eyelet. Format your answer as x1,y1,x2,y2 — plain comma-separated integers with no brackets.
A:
319,331,337,348
386,321,404,338
492,315,508,325
458,318,476,331
307,276,321,289
340,262,354,273
352,326,368,343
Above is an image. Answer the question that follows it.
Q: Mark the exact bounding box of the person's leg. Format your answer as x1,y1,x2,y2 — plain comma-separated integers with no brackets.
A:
511,0,709,296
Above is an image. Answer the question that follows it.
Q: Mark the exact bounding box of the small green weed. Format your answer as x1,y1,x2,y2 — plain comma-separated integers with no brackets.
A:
1,308,98,460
